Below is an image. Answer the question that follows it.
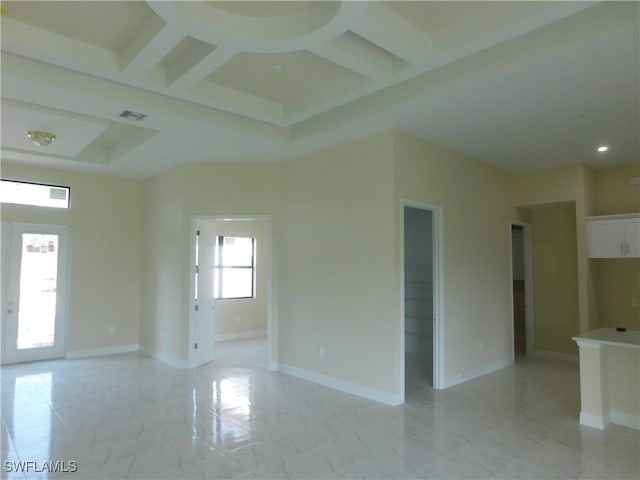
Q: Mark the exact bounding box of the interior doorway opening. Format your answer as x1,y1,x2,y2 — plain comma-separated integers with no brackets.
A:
403,204,439,397
188,216,272,370
512,225,526,358
510,221,533,360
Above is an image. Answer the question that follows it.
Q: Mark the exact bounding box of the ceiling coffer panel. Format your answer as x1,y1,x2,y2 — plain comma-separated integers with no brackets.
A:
204,50,369,105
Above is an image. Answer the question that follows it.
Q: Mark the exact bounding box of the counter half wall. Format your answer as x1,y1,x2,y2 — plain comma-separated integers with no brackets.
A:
573,328,640,430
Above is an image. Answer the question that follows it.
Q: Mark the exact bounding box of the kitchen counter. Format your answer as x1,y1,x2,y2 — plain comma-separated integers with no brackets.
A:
573,328,640,349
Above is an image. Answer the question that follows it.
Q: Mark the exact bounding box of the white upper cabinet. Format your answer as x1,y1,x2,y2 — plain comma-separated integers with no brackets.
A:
626,216,640,257
587,214,640,258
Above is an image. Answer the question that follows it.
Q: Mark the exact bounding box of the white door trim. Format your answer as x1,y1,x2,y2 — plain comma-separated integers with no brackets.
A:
1,222,71,364
400,200,445,400
510,220,535,359
187,215,273,369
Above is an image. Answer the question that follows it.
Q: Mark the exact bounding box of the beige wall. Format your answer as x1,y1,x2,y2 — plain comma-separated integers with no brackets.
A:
213,219,269,337
1,162,144,353
512,164,597,336
513,163,640,348
5,138,637,404
140,162,281,364
606,347,640,417
393,131,514,381
592,164,640,331
182,163,281,363
512,164,586,207
530,205,580,355
593,259,640,331
139,167,186,363
279,131,398,394
594,164,640,215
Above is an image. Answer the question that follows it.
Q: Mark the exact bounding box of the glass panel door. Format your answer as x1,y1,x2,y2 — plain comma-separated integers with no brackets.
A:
2,223,69,364
17,234,59,350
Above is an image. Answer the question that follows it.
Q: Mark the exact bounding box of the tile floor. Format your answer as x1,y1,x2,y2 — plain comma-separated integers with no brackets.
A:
1,338,639,479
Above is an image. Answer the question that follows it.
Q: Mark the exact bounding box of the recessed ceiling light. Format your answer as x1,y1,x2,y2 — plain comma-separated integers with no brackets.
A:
271,63,285,72
597,145,609,153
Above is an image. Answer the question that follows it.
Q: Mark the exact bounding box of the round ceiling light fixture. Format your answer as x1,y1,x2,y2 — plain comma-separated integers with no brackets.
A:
597,145,609,153
27,130,56,147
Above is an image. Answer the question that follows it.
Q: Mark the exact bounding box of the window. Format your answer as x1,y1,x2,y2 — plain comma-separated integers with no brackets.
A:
1,179,70,209
214,236,255,299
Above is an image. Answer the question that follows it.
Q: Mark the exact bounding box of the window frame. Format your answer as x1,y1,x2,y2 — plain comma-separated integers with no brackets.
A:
1,179,71,209
214,235,256,300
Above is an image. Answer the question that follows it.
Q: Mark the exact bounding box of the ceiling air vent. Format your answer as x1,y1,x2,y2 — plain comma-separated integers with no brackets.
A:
119,110,147,121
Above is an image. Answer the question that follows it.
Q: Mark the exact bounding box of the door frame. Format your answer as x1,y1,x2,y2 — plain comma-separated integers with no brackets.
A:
400,200,445,398
187,215,273,369
1,222,71,364
509,220,535,359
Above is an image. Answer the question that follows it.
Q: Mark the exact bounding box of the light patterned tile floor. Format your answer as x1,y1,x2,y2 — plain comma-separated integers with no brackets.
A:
1,338,638,479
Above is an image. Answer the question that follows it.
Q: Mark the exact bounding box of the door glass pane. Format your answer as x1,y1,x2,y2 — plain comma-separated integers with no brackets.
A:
17,234,58,350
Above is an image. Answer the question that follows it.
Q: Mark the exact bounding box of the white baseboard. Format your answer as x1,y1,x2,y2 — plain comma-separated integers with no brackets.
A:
579,410,639,431
580,410,610,430
139,345,188,369
610,410,640,430
66,344,139,360
268,361,278,371
215,329,266,343
445,357,512,388
275,363,402,406
534,349,579,363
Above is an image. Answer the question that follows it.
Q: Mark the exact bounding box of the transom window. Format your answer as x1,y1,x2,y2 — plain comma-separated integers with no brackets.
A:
1,179,70,209
214,236,255,299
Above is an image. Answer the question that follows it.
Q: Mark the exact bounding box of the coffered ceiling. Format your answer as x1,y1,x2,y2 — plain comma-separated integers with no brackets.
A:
1,1,638,178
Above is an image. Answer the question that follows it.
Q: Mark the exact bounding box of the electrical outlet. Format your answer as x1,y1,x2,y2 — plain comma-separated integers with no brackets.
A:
479,341,485,352
109,326,115,335
632,299,639,308
319,346,325,360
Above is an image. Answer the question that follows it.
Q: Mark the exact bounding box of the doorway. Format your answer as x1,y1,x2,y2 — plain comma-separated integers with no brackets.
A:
1,223,70,364
402,203,443,397
188,216,272,369
510,221,533,359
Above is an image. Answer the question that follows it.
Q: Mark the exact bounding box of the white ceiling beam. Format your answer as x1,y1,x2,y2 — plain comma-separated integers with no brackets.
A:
284,75,371,121
188,81,284,121
0,17,120,74
165,42,216,86
1,53,288,141
166,48,237,91
120,17,185,79
309,43,387,82
350,2,432,66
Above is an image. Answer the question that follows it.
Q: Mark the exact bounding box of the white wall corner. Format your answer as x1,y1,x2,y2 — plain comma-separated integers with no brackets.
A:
139,344,188,369
66,344,139,360
580,410,610,430
275,363,403,406
444,357,513,388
